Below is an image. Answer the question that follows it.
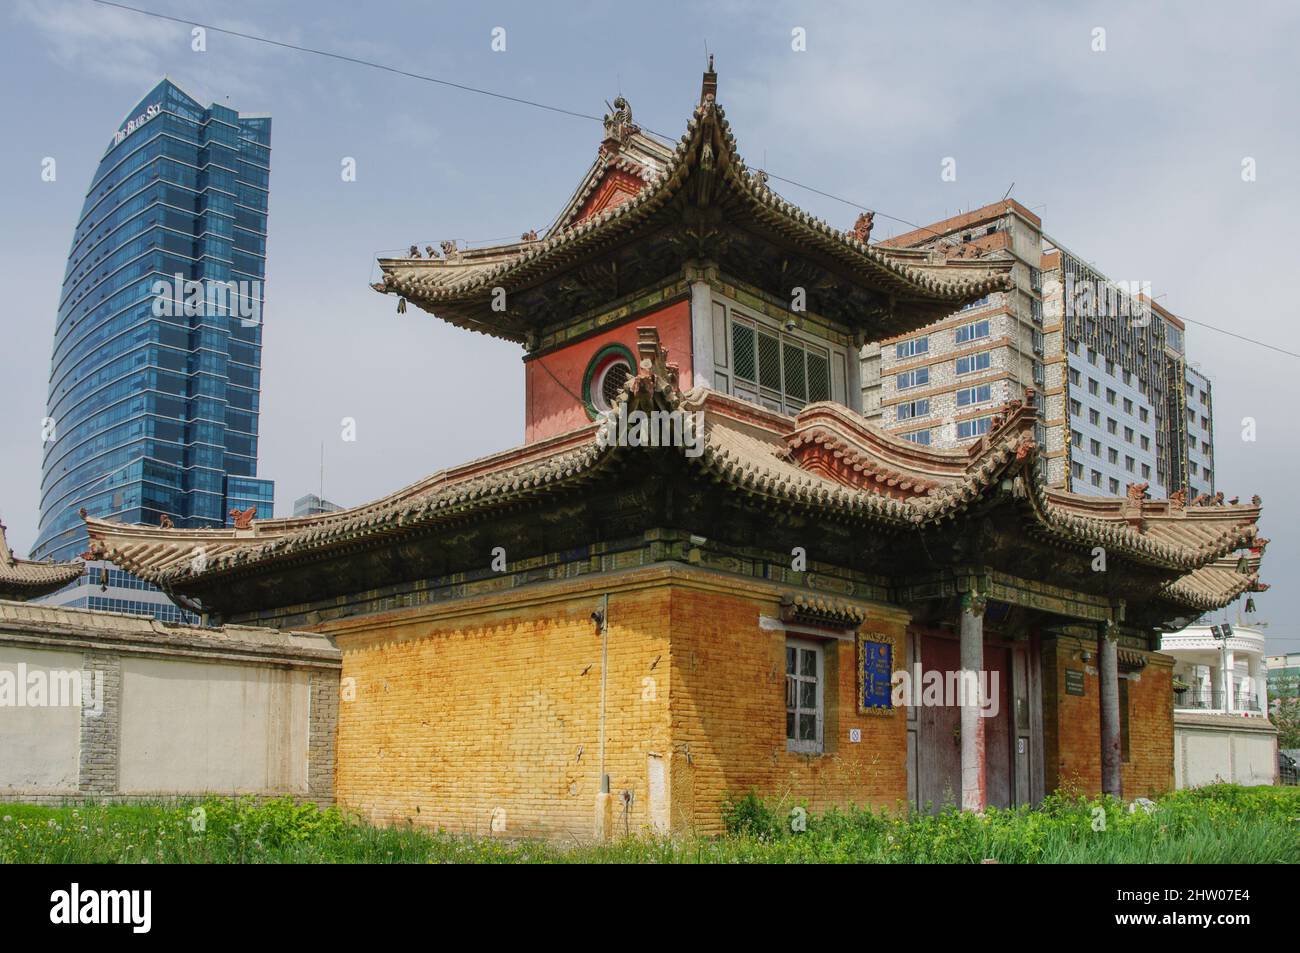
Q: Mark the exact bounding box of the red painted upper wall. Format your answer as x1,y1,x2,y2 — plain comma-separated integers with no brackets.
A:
524,300,693,443
574,167,645,224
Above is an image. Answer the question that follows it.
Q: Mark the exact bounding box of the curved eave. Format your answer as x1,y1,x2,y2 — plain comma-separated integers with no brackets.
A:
1160,568,1264,612
0,524,83,598
82,390,1263,593
0,561,83,599
375,100,1012,341
1022,482,1261,573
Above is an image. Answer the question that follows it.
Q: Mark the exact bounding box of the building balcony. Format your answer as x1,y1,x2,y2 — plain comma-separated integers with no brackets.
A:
1174,687,1266,717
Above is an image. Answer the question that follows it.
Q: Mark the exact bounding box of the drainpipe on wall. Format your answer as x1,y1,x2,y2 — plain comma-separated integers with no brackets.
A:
594,594,613,839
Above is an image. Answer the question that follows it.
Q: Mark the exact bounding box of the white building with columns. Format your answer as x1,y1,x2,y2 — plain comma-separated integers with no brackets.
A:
1160,623,1277,787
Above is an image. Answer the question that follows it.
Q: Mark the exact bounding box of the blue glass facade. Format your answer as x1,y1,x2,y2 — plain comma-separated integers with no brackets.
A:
32,79,274,617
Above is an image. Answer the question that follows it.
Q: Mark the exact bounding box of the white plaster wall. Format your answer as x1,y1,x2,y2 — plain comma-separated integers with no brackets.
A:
1176,726,1276,788
0,645,82,792
119,658,309,795
1230,732,1277,786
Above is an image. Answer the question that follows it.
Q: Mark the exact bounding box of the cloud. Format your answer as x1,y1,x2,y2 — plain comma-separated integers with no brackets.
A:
13,0,282,105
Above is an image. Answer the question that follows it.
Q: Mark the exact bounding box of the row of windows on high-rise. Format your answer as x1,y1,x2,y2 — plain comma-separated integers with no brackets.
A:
1068,401,1152,448
62,595,197,625
1069,366,1151,424
1070,430,1152,480
893,318,991,363
1070,462,1131,496
900,416,993,446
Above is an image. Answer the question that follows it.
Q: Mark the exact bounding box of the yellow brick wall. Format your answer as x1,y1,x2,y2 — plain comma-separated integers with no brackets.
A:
667,584,910,836
1121,653,1175,797
325,580,673,839
319,565,910,840
1042,635,1174,799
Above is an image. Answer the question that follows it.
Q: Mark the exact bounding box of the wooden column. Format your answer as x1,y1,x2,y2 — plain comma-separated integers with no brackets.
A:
684,260,717,389
1098,620,1122,799
960,591,986,812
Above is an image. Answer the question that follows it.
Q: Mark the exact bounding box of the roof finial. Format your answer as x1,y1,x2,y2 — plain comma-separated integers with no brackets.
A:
701,55,717,104
602,96,637,147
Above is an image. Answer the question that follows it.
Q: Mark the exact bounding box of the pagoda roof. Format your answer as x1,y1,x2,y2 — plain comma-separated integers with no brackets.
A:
0,521,83,600
83,333,1264,616
374,89,1011,344
1160,553,1267,613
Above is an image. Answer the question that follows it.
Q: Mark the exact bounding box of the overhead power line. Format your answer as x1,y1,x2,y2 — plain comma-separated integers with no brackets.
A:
91,0,1299,360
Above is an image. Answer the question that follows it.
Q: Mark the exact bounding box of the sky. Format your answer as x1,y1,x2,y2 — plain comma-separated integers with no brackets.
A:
0,0,1296,653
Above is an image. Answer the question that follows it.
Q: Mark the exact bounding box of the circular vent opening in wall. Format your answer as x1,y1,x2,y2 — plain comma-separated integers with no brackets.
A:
582,343,636,418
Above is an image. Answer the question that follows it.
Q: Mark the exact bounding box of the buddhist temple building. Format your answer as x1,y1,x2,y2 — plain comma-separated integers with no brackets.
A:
82,67,1269,837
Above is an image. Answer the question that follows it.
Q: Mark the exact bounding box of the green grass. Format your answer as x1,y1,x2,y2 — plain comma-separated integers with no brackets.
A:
2,785,1297,863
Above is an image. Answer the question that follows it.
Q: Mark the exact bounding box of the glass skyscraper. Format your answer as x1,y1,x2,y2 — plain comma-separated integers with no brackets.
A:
32,78,274,621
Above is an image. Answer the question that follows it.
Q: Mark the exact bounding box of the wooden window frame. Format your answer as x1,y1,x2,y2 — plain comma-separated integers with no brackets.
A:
785,637,825,754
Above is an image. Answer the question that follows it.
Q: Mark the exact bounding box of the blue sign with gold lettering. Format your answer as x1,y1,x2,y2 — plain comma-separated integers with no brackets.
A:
858,633,894,713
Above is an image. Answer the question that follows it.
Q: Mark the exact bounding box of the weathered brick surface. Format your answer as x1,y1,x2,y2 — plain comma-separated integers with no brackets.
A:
327,567,910,839
668,586,910,836
308,670,339,804
77,652,120,795
331,582,673,839
1042,634,1173,798
327,571,1179,837
1121,653,1175,797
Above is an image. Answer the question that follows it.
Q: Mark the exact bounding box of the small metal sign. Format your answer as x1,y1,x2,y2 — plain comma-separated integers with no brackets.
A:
1065,668,1086,696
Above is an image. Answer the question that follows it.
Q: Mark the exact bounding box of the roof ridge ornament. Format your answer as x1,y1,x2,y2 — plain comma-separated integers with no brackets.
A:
229,506,257,530
850,211,875,243
701,55,718,104
602,96,638,149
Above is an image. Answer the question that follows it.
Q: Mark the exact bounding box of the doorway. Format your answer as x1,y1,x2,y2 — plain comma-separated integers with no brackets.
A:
910,630,1026,812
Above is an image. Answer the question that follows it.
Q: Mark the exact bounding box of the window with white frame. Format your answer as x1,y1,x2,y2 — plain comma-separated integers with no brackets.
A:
895,336,929,359
711,301,848,413
955,319,990,344
896,398,929,421
725,314,834,413
902,429,931,445
786,638,824,753
957,416,992,439
956,351,991,375
896,367,930,390
956,384,992,407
